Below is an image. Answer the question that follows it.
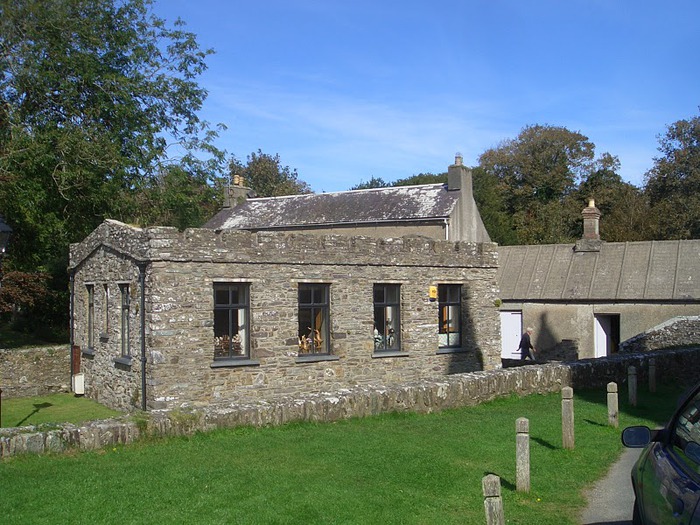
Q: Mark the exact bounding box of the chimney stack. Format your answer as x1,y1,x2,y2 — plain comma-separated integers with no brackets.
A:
224,174,253,208
447,152,467,191
575,199,602,252
582,199,601,240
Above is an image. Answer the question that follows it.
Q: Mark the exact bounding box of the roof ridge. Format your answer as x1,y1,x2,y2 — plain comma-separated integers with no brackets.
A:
247,183,446,202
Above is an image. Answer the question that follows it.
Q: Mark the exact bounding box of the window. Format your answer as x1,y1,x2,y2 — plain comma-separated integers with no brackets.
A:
672,388,700,468
298,284,330,355
103,284,110,337
119,284,130,357
213,283,250,359
438,284,461,348
373,284,401,352
86,285,95,349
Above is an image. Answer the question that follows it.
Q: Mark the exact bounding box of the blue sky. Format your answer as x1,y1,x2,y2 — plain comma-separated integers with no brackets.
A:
152,0,699,193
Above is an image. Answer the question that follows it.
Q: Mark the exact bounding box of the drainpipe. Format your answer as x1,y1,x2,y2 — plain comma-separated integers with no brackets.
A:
138,263,147,411
69,271,75,385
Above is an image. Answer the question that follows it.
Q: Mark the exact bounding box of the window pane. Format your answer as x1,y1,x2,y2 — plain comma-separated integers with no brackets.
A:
87,285,94,348
373,286,385,303
673,390,700,467
213,309,230,358
386,286,400,303
299,287,312,305
120,284,130,356
214,288,229,305
385,305,399,350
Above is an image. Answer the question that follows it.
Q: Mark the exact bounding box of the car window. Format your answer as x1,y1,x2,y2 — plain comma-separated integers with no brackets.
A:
672,388,700,469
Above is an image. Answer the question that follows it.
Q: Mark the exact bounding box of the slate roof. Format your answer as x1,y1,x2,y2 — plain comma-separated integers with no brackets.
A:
204,184,459,231
497,240,700,302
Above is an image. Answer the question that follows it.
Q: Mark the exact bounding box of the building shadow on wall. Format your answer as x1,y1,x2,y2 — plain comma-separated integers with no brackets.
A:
446,286,496,375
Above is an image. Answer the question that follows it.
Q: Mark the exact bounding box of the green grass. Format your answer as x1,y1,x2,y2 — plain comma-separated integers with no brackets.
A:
1,393,122,428
0,384,683,525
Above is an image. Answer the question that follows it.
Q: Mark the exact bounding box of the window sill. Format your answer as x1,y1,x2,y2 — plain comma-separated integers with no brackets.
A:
372,351,409,359
211,359,260,369
114,356,133,368
82,348,96,357
295,354,340,364
436,347,467,355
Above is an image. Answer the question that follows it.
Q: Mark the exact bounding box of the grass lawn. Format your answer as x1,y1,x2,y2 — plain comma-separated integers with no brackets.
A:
1,393,122,428
0,384,683,524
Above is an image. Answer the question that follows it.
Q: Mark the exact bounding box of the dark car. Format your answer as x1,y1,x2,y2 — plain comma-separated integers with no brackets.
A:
622,382,700,524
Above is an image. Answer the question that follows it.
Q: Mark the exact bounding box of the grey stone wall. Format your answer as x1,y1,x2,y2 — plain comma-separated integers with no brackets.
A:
69,221,502,411
620,316,700,353
3,346,699,459
0,346,70,398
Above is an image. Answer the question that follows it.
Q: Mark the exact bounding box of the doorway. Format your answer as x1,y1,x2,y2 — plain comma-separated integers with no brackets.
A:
594,314,620,357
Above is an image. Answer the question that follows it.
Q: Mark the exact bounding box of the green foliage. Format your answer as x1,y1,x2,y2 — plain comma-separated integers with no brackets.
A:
644,113,700,239
395,172,447,186
129,165,222,229
350,176,392,190
573,153,652,242
230,149,311,198
479,125,618,244
472,167,518,245
0,0,225,335
0,386,683,524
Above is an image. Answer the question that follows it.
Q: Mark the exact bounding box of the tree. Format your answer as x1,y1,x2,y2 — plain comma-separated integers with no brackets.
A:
131,164,222,231
574,153,651,242
0,0,224,335
350,176,391,190
395,172,446,186
478,125,599,244
230,150,310,198
644,114,700,239
471,167,518,245
0,0,224,270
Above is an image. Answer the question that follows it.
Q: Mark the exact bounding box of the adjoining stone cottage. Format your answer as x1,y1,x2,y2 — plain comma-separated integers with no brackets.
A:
497,200,700,361
68,157,501,412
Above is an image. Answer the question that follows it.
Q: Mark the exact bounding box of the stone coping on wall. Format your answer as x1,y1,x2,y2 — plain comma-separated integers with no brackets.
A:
2,346,699,459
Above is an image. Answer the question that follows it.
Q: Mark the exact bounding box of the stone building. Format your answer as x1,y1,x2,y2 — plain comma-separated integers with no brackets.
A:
206,154,491,243
69,223,500,411
497,200,700,360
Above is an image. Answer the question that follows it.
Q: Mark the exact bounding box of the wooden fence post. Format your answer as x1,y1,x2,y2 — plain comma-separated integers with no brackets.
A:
562,386,575,450
516,417,530,492
482,474,505,525
607,382,619,428
628,366,637,407
649,358,656,393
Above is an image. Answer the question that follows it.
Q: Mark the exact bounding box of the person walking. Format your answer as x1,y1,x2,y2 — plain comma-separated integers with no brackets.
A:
519,327,537,360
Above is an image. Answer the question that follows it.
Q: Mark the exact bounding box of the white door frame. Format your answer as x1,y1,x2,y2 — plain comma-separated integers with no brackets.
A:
594,314,612,358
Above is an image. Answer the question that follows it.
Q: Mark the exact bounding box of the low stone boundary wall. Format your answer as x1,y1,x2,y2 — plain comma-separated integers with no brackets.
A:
621,316,700,353
0,346,71,398
2,346,699,458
